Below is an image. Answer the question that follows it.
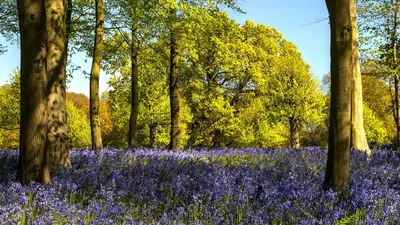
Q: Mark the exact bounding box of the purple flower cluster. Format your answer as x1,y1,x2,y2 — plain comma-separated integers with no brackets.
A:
0,147,400,224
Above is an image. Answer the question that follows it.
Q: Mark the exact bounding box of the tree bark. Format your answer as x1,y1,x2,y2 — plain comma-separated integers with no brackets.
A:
45,0,71,168
289,117,300,149
351,14,370,154
324,0,354,191
149,123,157,148
89,0,104,150
169,6,181,151
395,74,400,148
17,0,50,184
65,0,72,149
392,2,400,151
66,0,72,47
128,27,139,148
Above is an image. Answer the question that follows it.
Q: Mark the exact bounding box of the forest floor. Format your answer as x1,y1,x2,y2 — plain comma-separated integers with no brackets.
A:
0,147,399,224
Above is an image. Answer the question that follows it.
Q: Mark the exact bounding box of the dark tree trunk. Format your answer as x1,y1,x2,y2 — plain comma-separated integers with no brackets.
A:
89,0,104,150
392,1,400,151
289,117,300,149
169,6,181,151
324,0,355,191
66,0,72,47
17,0,50,184
129,27,139,148
65,0,72,148
149,123,157,148
395,75,400,147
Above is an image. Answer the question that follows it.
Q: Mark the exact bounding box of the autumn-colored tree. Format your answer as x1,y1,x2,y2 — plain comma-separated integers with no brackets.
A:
67,92,90,116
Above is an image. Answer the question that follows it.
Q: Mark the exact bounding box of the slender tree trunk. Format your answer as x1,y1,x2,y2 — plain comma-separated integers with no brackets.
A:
45,0,71,168
65,0,72,148
324,0,355,191
66,0,72,49
395,75,400,148
289,117,300,149
17,0,50,184
393,2,400,150
149,123,157,148
351,15,370,154
169,6,181,151
128,27,139,148
89,0,104,150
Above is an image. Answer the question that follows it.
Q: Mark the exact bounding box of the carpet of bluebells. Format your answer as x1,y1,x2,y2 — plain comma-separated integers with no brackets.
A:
1,147,400,224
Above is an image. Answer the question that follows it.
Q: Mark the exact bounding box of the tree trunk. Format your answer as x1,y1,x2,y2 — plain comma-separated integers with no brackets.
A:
17,0,50,184
393,2,400,151
324,0,354,191
169,6,181,151
66,0,72,48
65,0,72,148
149,123,157,148
45,0,71,168
289,117,300,148
395,75,400,148
89,0,104,150
128,27,139,148
351,19,370,154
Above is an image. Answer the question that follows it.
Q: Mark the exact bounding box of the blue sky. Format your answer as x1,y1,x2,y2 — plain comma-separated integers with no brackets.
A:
0,0,330,96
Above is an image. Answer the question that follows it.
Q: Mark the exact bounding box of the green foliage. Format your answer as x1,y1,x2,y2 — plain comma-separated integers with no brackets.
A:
0,0,18,48
0,0,330,149
102,5,326,148
0,71,94,150
266,40,325,128
335,208,366,225
0,71,19,149
106,43,192,148
66,101,92,148
363,103,390,145
361,75,396,142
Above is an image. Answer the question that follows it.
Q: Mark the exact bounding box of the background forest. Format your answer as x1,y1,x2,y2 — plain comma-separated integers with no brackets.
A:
0,0,394,150
3,0,400,224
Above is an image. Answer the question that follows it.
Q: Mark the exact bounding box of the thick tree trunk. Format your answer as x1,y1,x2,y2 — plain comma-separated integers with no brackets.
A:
149,123,157,148
324,0,355,191
289,117,300,149
89,0,104,150
351,21,370,154
128,28,139,148
169,6,181,151
17,0,50,184
45,0,71,168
